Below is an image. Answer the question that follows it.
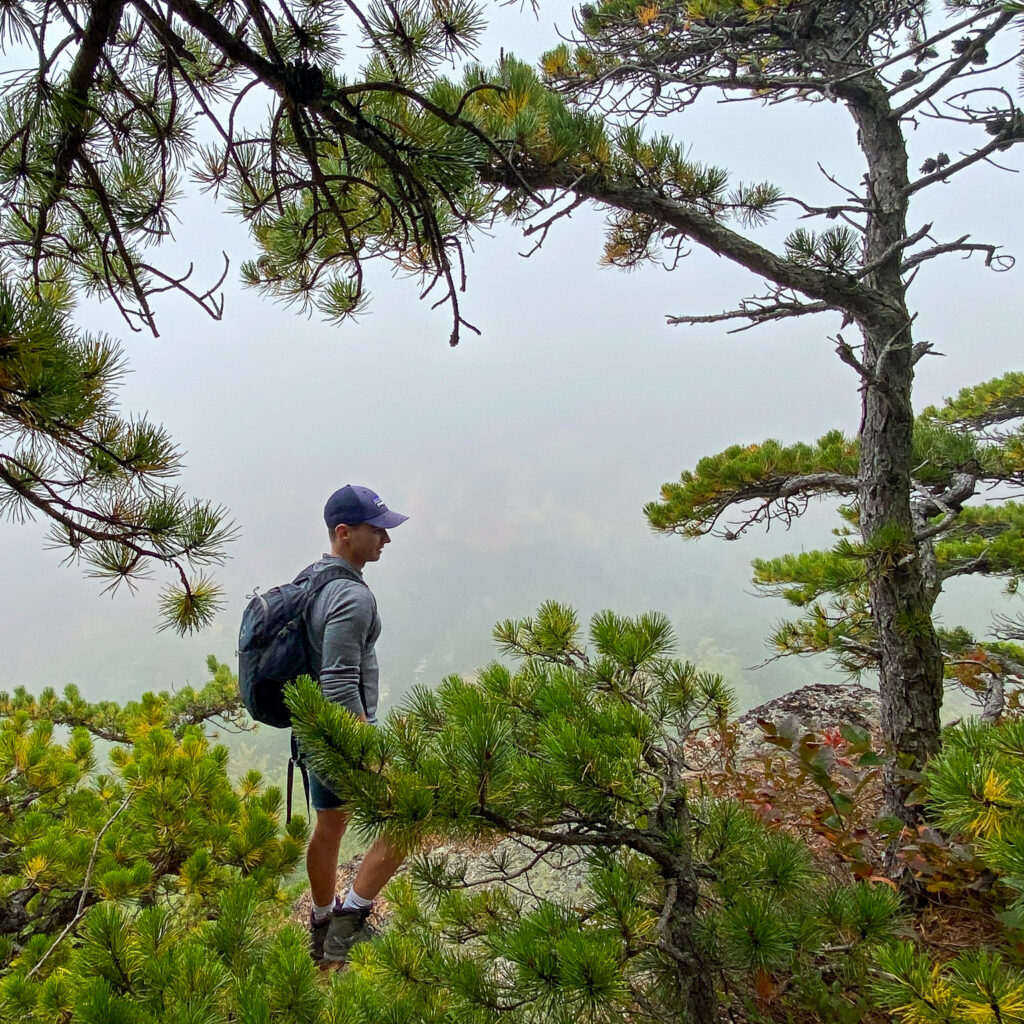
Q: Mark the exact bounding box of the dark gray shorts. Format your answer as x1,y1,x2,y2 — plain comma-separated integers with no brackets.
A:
308,766,345,812
298,712,374,813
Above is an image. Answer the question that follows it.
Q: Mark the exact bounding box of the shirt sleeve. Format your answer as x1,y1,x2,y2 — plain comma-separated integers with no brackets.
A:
317,581,375,718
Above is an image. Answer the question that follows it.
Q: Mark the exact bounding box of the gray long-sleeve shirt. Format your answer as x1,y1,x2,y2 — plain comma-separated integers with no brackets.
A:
305,555,382,724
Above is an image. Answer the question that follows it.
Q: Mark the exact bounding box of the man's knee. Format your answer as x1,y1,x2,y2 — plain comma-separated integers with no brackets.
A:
312,807,348,844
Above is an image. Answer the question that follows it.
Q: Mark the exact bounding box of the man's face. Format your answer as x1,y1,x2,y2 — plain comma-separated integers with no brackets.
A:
345,522,390,564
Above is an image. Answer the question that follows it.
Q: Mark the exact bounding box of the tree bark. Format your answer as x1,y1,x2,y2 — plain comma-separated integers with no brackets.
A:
656,795,719,1023
664,876,718,1023
842,77,943,823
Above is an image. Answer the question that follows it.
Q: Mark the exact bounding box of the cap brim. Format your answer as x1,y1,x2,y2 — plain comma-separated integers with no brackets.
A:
366,510,408,529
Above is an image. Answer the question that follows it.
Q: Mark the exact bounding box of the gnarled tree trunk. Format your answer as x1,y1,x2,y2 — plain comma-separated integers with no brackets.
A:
844,77,943,823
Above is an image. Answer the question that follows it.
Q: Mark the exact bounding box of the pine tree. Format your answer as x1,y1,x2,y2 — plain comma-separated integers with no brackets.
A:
288,601,906,1023
0,281,232,632
478,0,1024,823
646,371,1024,724
0,659,307,992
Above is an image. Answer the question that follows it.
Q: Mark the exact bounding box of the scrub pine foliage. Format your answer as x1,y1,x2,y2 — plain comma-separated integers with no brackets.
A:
0,282,232,632
0,656,248,744
647,371,1024,720
289,602,906,1023
3,624,1013,1024
0,662,309,1021
871,718,1024,1024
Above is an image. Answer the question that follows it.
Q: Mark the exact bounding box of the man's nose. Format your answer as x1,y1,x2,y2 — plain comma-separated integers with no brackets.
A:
382,530,390,543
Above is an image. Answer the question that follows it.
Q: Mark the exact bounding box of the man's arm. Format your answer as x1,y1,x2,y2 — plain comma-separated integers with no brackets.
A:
317,582,375,720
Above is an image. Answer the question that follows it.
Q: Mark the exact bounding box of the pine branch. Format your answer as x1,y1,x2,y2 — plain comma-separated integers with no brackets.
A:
911,473,977,542
476,807,678,873
693,472,859,538
667,296,834,333
901,236,1013,274
906,133,1024,196
894,9,1015,117
857,221,932,278
29,0,125,283
923,373,1024,430
500,170,886,325
26,789,134,979
940,553,995,581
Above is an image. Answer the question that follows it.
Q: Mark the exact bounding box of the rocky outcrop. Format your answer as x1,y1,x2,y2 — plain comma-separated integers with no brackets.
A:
733,682,882,760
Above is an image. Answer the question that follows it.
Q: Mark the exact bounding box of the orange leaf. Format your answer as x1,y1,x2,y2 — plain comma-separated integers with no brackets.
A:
867,875,899,890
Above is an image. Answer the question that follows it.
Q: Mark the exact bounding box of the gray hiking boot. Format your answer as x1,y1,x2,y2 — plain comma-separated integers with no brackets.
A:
322,905,376,964
309,897,343,964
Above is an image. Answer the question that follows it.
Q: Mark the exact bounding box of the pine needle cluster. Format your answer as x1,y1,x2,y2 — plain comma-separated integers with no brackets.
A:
924,719,1024,926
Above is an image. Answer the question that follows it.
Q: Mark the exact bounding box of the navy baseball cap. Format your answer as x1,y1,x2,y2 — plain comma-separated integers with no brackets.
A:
324,485,408,530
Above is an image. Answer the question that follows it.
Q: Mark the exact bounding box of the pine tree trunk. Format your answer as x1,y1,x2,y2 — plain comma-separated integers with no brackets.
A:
844,79,944,823
665,876,719,1023
657,795,719,1022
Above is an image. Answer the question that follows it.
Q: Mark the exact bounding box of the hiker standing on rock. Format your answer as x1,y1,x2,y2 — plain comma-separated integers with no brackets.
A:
303,484,409,965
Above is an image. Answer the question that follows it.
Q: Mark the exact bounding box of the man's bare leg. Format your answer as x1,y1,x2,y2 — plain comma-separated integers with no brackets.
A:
349,837,404,901
307,808,348,906
322,836,405,961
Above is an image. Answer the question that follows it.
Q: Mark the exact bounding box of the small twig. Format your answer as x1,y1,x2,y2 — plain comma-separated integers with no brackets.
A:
856,222,932,279
655,878,678,938
901,237,1012,274
27,789,134,979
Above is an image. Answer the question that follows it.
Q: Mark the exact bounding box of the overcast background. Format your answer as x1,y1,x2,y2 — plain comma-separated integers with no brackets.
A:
1,6,1021,741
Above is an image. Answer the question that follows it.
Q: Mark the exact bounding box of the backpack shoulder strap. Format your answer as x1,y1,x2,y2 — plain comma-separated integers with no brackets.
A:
295,562,366,595
298,564,368,653
296,563,370,678
313,563,365,588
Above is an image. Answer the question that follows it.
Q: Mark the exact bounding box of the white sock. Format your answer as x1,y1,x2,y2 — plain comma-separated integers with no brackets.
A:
312,897,336,923
342,887,374,912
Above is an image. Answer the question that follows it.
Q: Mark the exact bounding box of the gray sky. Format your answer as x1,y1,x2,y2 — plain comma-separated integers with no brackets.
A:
1,5,1022,721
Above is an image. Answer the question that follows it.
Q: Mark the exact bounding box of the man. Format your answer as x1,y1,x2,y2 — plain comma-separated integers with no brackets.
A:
303,484,408,965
